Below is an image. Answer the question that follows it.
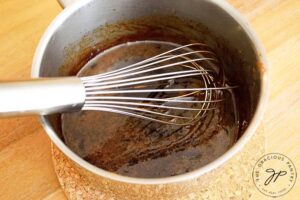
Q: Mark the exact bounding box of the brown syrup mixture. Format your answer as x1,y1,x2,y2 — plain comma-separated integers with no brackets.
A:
60,16,248,178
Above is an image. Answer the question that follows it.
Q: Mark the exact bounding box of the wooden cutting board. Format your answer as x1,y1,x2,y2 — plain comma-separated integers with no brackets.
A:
0,0,299,199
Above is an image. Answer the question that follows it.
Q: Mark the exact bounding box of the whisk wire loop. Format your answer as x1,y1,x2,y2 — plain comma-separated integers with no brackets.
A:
80,43,233,125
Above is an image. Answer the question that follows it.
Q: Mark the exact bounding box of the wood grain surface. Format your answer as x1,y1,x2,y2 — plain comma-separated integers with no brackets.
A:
0,0,299,199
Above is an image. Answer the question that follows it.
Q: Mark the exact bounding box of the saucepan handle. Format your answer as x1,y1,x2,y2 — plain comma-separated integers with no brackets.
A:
57,0,81,8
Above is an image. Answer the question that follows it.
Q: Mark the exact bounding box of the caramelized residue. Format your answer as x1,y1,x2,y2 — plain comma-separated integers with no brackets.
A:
59,16,250,178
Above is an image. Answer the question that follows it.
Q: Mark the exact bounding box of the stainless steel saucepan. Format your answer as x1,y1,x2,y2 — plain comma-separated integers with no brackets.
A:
29,0,268,198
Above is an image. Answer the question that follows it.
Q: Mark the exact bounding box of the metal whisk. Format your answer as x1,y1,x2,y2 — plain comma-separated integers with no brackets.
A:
0,42,233,125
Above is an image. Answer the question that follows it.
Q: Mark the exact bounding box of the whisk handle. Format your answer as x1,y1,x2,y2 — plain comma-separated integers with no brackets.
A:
0,77,85,117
